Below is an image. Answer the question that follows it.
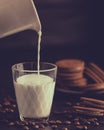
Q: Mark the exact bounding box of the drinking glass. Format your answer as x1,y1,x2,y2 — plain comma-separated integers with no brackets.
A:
12,62,57,123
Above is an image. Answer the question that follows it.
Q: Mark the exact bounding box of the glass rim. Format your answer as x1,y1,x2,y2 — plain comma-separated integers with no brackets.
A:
12,61,57,73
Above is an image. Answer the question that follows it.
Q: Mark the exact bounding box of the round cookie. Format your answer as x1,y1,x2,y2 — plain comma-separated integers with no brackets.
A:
56,59,85,73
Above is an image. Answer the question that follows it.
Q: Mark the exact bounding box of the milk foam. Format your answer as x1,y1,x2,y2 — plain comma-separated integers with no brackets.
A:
14,74,55,118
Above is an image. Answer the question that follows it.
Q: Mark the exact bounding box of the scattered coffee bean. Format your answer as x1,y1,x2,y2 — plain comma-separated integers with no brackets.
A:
33,124,39,129
49,120,56,124
76,125,88,130
8,122,15,126
75,121,80,125
95,122,99,126
56,120,62,124
39,124,45,128
51,125,58,129
12,104,16,107
24,121,29,126
23,126,29,130
1,96,104,130
62,127,68,130
64,120,71,125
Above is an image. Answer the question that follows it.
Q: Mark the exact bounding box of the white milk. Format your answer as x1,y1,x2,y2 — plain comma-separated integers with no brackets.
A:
37,31,42,75
14,74,55,119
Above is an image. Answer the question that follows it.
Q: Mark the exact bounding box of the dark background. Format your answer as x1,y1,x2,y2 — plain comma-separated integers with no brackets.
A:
0,0,103,96
1,1,104,130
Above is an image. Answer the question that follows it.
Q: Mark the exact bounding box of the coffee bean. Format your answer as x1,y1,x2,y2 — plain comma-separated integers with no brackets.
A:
95,122,99,126
23,126,29,130
24,121,29,126
33,125,39,129
76,125,88,130
8,122,15,126
64,120,71,125
51,125,58,129
75,121,80,125
76,125,84,130
39,124,45,128
56,120,62,124
49,120,56,124
84,126,88,130
62,127,68,130
12,104,16,108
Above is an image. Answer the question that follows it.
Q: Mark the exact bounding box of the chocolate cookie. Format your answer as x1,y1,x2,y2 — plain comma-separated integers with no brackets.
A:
56,59,85,73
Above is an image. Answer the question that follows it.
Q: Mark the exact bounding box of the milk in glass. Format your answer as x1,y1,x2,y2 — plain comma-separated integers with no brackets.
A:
14,74,55,119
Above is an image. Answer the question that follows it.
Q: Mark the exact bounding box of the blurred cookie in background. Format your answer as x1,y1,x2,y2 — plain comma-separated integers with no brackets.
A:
55,59,87,91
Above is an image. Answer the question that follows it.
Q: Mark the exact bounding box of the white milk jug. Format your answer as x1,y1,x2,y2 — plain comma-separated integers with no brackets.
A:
0,0,41,38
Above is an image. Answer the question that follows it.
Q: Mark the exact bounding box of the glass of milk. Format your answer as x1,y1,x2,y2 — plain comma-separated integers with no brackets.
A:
12,62,57,122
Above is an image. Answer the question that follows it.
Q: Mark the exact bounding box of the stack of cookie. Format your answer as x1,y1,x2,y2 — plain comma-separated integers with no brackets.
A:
56,59,87,91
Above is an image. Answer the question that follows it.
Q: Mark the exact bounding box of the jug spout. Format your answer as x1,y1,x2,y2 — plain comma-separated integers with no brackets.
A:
0,0,41,38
